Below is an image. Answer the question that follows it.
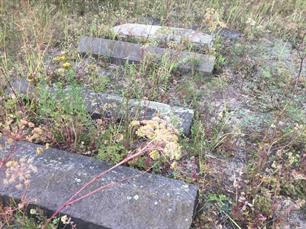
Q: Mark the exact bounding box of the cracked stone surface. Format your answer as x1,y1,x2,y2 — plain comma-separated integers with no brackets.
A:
8,80,194,136
78,36,215,75
112,23,213,50
0,138,198,229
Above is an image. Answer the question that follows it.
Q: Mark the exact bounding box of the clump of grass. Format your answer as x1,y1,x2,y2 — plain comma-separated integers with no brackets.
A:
123,52,179,102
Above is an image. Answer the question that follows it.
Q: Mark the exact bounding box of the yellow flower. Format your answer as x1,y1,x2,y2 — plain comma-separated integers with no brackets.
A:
149,150,160,160
164,142,182,160
130,120,140,127
6,160,18,168
7,138,14,145
114,133,124,143
57,68,65,75
133,117,182,161
36,147,44,155
170,161,177,170
62,62,71,69
53,55,66,62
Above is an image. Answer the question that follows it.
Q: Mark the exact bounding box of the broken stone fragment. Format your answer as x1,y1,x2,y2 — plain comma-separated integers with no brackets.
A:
112,23,214,50
0,138,198,229
78,36,215,75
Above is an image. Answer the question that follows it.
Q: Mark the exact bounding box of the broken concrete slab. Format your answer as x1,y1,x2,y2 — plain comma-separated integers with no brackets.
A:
0,138,198,229
112,23,213,50
8,80,194,136
78,36,215,75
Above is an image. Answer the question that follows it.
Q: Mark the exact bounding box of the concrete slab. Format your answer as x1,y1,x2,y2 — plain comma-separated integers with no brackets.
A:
112,23,213,49
78,36,215,75
8,80,194,136
0,138,198,229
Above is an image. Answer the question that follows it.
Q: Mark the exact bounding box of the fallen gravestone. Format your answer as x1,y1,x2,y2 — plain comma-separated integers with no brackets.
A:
112,23,213,50
8,80,194,136
78,36,215,75
0,138,198,229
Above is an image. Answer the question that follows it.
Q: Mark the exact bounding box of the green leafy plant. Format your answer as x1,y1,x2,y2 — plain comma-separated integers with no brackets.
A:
96,124,127,164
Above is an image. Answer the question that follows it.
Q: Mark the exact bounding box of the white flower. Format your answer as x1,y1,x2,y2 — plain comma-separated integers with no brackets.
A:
61,215,71,225
246,17,256,26
30,209,37,215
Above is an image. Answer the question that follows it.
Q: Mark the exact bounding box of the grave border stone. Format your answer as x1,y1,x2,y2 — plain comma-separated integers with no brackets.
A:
78,36,215,75
0,138,198,229
8,80,194,136
112,23,214,50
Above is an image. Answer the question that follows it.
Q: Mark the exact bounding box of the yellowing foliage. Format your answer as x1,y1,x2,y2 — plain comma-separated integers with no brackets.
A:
132,117,182,161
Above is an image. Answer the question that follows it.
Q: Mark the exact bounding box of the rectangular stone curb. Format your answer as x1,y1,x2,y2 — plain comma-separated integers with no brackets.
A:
9,80,194,136
0,138,198,229
84,91,194,136
112,23,214,50
78,36,215,75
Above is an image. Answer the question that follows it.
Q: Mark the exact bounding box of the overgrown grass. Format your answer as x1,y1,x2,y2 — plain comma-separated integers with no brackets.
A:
0,0,305,228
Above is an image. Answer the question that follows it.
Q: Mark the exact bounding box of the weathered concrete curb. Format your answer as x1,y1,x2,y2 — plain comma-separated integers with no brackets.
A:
112,23,213,49
0,138,198,229
78,36,215,75
9,80,194,136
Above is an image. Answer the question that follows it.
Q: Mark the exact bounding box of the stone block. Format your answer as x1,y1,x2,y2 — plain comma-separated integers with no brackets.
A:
78,36,215,75
8,80,194,136
0,138,198,229
112,23,213,49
